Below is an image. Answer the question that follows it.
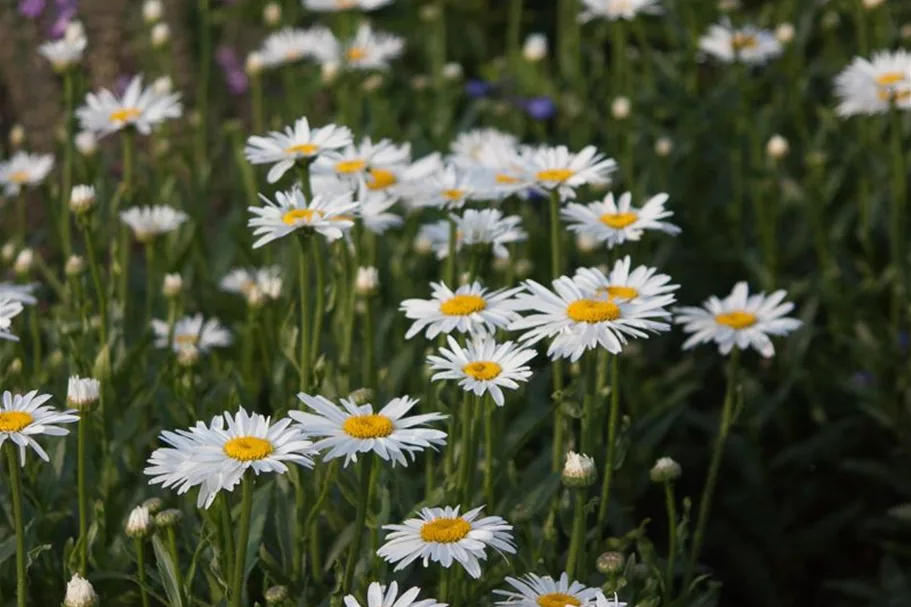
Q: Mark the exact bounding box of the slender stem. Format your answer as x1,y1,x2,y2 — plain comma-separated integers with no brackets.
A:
565,489,586,580
581,350,598,455
310,238,326,370
219,493,235,585
596,354,620,533
145,242,156,329
685,349,740,590
166,526,183,597
549,190,565,472
6,445,26,607
445,217,457,286
298,237,311,392
363,293,377,390
16,193,26,242
196,0,211,169
484,402,495,508
83,223,108,346
230,474,255,607
292,466,306,579
507,0,523,69
299,161,313,201
664,481,678,601
457,392,475,503
251,73,264,135
343,455,374,594
77,415,89,575
61,70,74,256
135,538,150,607
889,107,906,330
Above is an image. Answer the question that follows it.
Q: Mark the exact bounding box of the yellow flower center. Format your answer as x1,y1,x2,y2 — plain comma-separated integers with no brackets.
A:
715,310,757,329
174,334,199,346
420,517,471,543
535,169,575,183
223,436,275,461
346,47,367,62
342,414,394,439
567,299,621,323
442,189,465,201
336,159,367,174
537,594,582,607
599,212,638,229
598,285,639,301
462,361,502,381
440,294,487,316
109,107,142,123
876,72,906,87
286,143,319,155
285,49,302,61
0,411,33,433
8,170,29,184
495,173,521,184
336,0,356,6
282,209,319,225
366,168,397,190
731,32,758,51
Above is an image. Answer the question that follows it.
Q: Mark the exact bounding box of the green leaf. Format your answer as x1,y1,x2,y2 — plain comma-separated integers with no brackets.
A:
153,535,185,607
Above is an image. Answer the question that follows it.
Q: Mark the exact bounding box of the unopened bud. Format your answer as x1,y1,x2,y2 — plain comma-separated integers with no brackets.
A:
649,457,682,483
766,134,789,160
65,255,85,277
142,497,164,515
362,74,385,93
9,124,25,148
162,273,183,298
515,259,534,278
523,33,548,62
75,131,97,156
153,76,173,95
67,375,101,410
321,61,341,84
70,185,96,215
862,0,884,8
13,249,33,275
8,358,22,375
596,551,626,575
126,505,153,538
265,585,290,605
442,62,463,80
655,137,673,157
151,23,170,48
411,75,430,91
576,233,599,253
775,22,795,44
155,508,183,528
419,4,440,21
263,1,282,26
611,97,631,120
246,52,264,76
561,451,597,488
349,387,374,406
64,574,98,607
355,266,379,296
143,0,163,23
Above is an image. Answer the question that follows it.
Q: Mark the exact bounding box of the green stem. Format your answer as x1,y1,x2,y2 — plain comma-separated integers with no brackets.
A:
507,0,523,69
310,238,325,371
343,455,373,594
196,0,211,169
145,242,156,328
230,475,255,607
363,294,377,390
457,391,475,502
664,481,678,601
565,489,586,580
16,193,26,244
251,74,264,135
77,415,88,575
166,526,183,598
219,493,236,586
549,189,566,473
298,237,311,392
684,349,740,590
889,107,906,330
596,355,619,534
484,402,494,508
581,350,598,455
6,444,27,607
445,217,457,286
83,223,108,346
135,537,150,607
61,70,74,256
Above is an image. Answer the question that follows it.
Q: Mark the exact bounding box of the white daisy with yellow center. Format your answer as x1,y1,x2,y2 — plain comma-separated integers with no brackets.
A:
247,186,358,247
290,394,447,466
219,266,283,303
38,21,87,71
509,275,674,361
450,128,519,166
562,191,679,249
257,26,334,69
0,151,54,196
120,205,189,242
417,209,526,260
314,137,411,185
427,336,536,407
310,23,404,71
524,144,617,200
0,283,37,306
400,281,524,340
304,0,394,11
343,581,445,607
355,185,404,234
581,593,628,607
0,390,78,465
834,50,911,116
573,257,679,305
378,505,516,578
145,408,316,509
698,22,781,64
0,298,25,342
244,117,353,184
405,163,492,209
76,74,182,137
578,0,663,22
151,314,232,354
674,282,801,358
494,572,601,607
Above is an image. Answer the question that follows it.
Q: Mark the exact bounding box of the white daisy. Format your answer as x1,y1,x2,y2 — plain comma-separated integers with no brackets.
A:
450,128,519,166
120,205,189,242
0,298,25,342
0,283,37,305
427,336,535,407
344,582,445,607
290,394,446,466
581,592,628,607
698,22,782,65
400,281,523,340
245,117,354,184
562,192,679,249
0,390,78,465
524,145,616,200
257,26,334,69
145,408,316,508
313,137,411,184
572,257,678,305
304,0,394,11
38,29,87,71
578,0,663,22
451,208,527,259
391,152,446,196
151,314,232,354
378,505,516,578
494,572,601,607
509,276,674,361
834,50,911,116
673,282,802,358
357,185,403,234
247,186,357,248
0,151,54,196
66,376,101,410
219,266,283,302
76,74,182,137
405,163,491,210
311,24,405,71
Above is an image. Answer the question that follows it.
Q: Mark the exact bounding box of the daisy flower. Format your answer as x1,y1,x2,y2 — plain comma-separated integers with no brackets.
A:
673,282,802,358
698,22,782,65
405,163,491,210
151,314,232,354
247,186,357,248
562,192,679,249
509,276,674,361
524,145,616,200
145,408,316,508
578,0,663,22
451,208,527,259
120,205,189,242
219,266,283,302
0,151,54,196
581,593,628,607
573,257,678,305
357,185,403,234
834,50,911,116
450,128,519,166
400,281,523,340
0,282,37,305
312,24,404,71
304,0,394,11
38,25,87,71
0,298,25,341
245,117,354,183
76,74,182,137
344,582,445,607
290,394,446,466
257,26,334,69
427,336,535,407
0,390,78,465
378,505,516,578
314,137,411,184
494,572,601,607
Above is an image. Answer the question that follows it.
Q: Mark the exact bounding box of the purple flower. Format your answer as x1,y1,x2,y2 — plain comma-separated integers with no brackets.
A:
216,46,249,95
49,6,77,39
18,0,46,18
465,79,494,98
523,96,556,120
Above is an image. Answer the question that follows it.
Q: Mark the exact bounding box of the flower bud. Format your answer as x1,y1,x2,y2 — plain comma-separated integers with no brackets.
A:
153,75,173,95
177,344,200,367
411,75,430,91
596,551,626,575
246,52,264,76
65,254,85,277
349,387,374,406
67,375,101,410
862,0,884,8
265,585,290,605
142,497,164,515
75,131,97,156
321,61,341,84
576,233,599,253
1,243,14,262
442,62,463,81
492,256,511,273
162,273,183,298
143,0,163,23
414,236,433,255
49,350,64,369
821,11,840,30
126,505,152,538
515,259,533,278
718,0,739,11
766,134,789,161
775,22,795,44
155,508,183,528
355,266,379,296
523,33,548,62
562,451,597,488
8,124,24,148
64,574,98,607
13,249,33,275
649,456,681,483
362,73,385,93
902,23,911,41
8,358,22,375
151,22,170,48
611,97,631,120
70,185,96,215
419,4,440,21
263,1,282,25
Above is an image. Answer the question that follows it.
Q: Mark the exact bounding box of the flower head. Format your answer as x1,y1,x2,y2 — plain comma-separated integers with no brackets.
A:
562,452,597,488
245,117,353,183
64,574,98,607
77,74,182,137
0,298,25,341
495,572,601,607
38,27,87,71
400,281,523,340
151,314,232,354
562,192,679,249
698,22,782,64
524,145,616,200
120,205,188,241
311,24,404,71
0,390,78,465
0,151,54,196
572,257,679,305
304,0,394,10
67,376,101,410
577,0,663,22
343,581,445,607
248,187,357,247
219,266,283,303
126,505,152,538
834,50,911,116
257,26,335,69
